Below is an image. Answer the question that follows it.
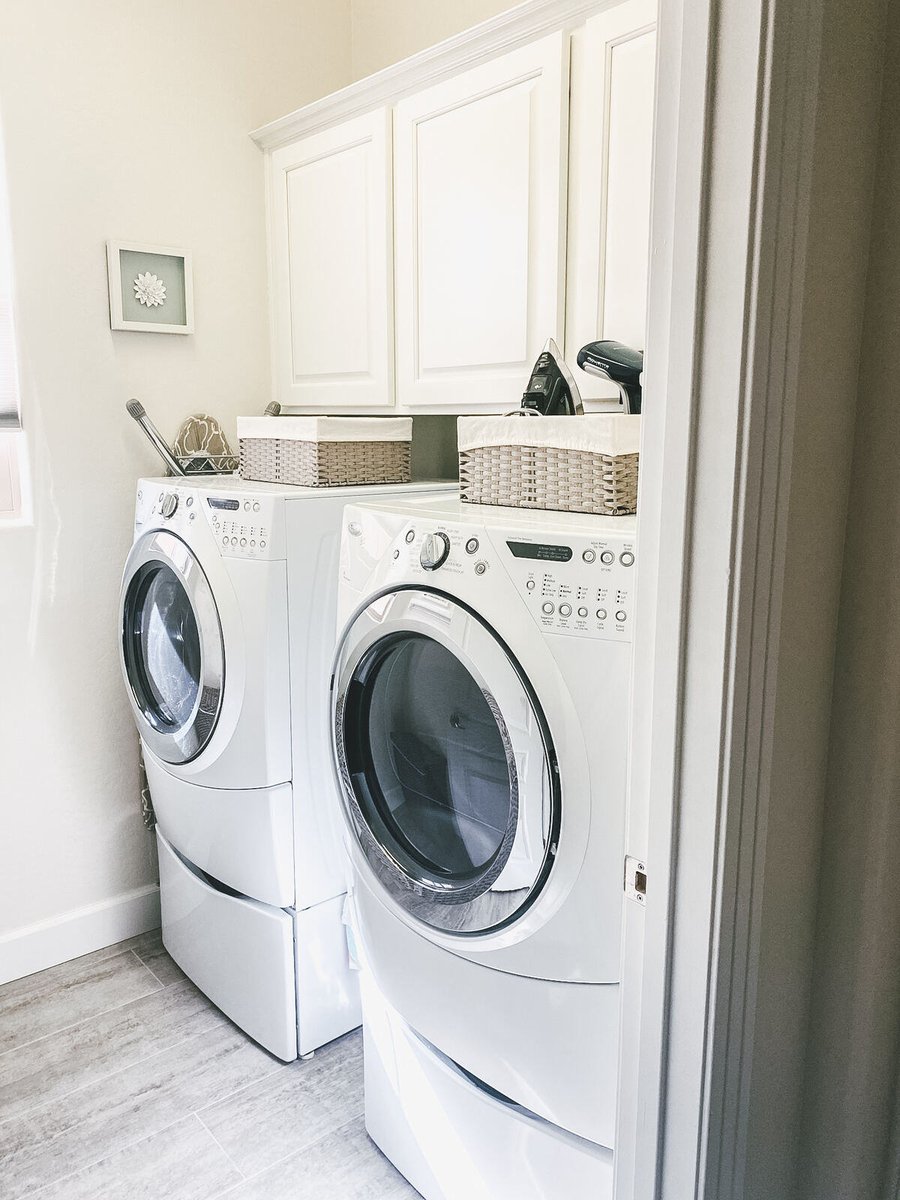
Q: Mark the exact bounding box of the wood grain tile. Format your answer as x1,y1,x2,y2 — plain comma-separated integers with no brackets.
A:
122,929,185,987
0,978,223,1123
199,1030,364,1178
0,1020,281,1198
0,943,131,1005
33,1114,243,1200
0,950,162,1055
213,1115,419,1200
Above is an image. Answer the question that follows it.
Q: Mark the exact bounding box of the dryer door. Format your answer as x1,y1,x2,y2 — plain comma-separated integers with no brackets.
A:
120,529,224,765
333,588,559,935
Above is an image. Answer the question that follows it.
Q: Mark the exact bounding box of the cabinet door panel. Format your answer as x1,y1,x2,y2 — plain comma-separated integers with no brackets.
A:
394,34,568,410
270,111,392,408
566,0,658,405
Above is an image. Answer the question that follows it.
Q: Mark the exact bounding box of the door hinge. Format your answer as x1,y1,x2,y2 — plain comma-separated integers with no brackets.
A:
624,856,647,905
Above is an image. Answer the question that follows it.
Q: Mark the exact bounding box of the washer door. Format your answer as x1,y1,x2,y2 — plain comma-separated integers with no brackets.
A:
332,588,558,935
120,529,224,765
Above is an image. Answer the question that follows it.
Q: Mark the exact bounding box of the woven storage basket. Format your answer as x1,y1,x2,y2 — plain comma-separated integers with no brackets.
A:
237,416,412,487
458,415,640,516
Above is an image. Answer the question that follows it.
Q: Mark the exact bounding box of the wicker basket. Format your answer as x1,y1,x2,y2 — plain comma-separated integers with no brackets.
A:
237,416,412,487
458,415,640,516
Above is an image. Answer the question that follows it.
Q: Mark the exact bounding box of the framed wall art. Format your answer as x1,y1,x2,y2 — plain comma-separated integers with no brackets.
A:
106,241,194,334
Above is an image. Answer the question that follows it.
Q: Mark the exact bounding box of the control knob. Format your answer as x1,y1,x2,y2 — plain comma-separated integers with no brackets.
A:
160,493,178,519
420,531,451,571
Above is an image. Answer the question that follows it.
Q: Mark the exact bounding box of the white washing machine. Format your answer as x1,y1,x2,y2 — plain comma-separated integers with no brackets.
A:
330,493,636,1199
119,476,454,1061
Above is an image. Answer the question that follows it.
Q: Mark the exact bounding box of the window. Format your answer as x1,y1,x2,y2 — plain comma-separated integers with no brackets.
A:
0,117,27,524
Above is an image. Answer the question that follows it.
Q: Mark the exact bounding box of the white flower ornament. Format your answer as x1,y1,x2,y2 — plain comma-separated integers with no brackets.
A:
133,272,167,308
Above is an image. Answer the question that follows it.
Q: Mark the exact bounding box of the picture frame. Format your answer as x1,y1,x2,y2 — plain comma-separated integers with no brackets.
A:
106,240,194,334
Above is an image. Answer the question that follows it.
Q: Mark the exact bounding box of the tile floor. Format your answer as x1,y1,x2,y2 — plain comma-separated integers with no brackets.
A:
0,931,419,1199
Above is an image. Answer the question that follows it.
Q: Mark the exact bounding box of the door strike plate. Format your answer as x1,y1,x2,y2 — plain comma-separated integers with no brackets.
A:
625,856,647,904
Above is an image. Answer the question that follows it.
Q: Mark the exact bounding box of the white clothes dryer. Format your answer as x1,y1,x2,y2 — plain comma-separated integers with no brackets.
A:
119,476,455,1061
330,494,636,1196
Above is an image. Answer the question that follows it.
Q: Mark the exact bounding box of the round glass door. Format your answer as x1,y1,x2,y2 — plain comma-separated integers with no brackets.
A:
120,530,224,764
333,589,558,935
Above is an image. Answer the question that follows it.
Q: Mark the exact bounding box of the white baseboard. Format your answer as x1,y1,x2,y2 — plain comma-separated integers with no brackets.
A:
0,884,161,986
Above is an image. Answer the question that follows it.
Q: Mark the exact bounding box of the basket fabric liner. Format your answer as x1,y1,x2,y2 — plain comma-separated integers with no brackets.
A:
237,415,412,443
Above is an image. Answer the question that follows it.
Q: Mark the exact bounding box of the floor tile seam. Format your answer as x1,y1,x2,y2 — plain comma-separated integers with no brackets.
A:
192,1112,248,1182
0,1006,227,1130
192,1059,292,1120
127,947,173,989
201,1107,368,1196
0,970,170,1068
15,1113,196,1200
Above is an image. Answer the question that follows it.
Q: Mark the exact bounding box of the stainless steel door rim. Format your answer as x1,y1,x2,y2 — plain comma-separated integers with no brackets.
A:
120,529,224,765
332,587,559,936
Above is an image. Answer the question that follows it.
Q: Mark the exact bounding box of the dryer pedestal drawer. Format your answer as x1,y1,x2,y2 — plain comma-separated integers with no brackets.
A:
157,830,297,1061
146,753,294,908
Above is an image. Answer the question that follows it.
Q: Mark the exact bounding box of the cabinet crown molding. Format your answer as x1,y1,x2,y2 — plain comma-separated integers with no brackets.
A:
250,0,615,151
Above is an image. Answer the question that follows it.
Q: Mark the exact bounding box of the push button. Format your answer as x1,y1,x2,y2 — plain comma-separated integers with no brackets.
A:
616,610,628,622
600,551,615,565
474,561,487,576
582,549,596,563
620,551,635,567
526,580,536,591
465,538,480,555
597,608,607,620
542,602,555,615
578,606,589,618
558,603,572,618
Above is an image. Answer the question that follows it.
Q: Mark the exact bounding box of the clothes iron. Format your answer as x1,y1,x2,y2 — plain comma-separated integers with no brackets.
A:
517,338,584,416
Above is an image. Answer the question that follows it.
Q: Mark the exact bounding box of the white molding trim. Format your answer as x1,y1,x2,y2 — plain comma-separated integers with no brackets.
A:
0,885,161,986
251,0,621,150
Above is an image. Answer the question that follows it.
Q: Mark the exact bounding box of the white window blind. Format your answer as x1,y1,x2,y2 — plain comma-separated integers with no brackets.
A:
0,131,21,432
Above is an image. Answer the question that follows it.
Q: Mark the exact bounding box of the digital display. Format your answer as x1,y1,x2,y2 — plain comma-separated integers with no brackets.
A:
506,540,573,562
207,497,240,510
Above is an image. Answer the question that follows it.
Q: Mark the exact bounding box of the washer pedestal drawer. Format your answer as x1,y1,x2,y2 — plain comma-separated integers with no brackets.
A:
157,829,297,1061
362,972,614,1200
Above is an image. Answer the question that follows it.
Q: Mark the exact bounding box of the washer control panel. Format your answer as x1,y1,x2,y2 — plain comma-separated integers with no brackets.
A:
504,534,636,642
388,518,635,643
134,483,284,559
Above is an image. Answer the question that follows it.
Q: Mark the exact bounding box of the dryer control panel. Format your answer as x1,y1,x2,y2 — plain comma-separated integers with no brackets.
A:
202,494,277,559
134,483,285,560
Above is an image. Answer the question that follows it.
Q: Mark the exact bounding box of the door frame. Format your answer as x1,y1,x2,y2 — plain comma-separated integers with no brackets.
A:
615,0,886,1196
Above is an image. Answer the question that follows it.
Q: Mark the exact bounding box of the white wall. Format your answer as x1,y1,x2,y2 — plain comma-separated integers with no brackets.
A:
350,0,517,79
0,0,350,971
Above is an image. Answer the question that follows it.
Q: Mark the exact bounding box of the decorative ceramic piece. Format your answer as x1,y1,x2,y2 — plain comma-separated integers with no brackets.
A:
133,272,166,308
107,241,193,334
173,413,238,475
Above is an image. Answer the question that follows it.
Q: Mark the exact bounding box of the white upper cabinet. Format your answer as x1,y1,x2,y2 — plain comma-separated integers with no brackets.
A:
393,34,569,410
255,1,658,413
565,0,658,404
269,110,393,409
